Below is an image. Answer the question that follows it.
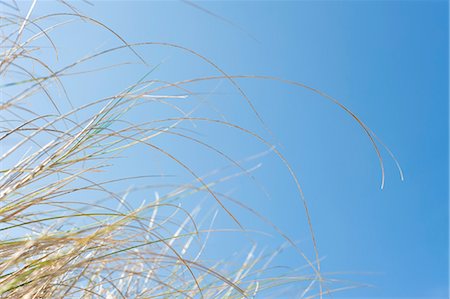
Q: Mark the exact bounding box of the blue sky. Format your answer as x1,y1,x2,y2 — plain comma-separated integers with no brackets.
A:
24,1,449,298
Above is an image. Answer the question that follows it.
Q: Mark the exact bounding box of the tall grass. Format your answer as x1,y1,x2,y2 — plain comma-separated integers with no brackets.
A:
0,1,402,298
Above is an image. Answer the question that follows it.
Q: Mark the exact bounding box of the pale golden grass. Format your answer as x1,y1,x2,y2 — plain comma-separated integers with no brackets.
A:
0,1,402,298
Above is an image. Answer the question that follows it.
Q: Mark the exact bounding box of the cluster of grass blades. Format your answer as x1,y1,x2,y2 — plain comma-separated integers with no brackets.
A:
0,1,403,298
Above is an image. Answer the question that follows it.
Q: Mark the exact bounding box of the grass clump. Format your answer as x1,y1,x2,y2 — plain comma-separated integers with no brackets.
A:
0,1,402,298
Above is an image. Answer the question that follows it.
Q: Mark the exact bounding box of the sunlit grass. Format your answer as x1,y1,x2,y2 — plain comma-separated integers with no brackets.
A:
0,1,402,298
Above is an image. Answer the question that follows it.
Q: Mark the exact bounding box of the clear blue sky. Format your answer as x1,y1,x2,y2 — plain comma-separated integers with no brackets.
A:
28,1,449,298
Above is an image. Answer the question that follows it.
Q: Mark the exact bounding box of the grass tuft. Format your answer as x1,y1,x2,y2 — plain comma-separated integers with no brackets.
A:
0,2,398,298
